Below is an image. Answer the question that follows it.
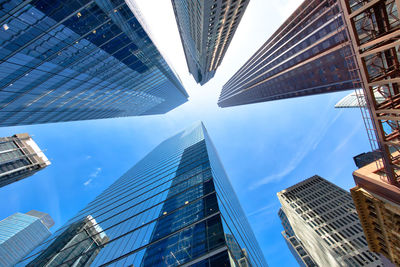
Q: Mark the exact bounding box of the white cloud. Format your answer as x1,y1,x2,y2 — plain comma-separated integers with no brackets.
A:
333,120,363,153
83,178,93,186
83,167,102,186
249,108,343,190
247,203,277,217
85,155,92,160
90,167,102,178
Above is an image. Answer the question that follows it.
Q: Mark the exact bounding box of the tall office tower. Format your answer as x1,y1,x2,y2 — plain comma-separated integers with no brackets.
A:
339,1,400,265
218,0,356,108
0,133,50,188
334,90,385,108
0,210,54,267
351,156,400,265
25,210,55,229
27,215,109,266
339,0,400,189
278,208,317,267
278,208,295,236
0,0,188,127
335,91,365,108
171,0,249,85
277,175,382,267
17,122,267,267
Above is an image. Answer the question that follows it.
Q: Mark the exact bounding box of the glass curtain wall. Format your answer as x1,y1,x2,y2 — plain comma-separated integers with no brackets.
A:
0,0,188,126
17,122,267,266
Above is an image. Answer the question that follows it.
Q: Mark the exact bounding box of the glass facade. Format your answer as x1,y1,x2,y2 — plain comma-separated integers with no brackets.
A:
0,133,50,188
0,212,52,267
218,0,356,107
0,0,188,127
278,208,294,237
282,235,317,267
27,215,109,266
278,208,316,267
0,137,29,175
353,151,383,168
171,0,249,85
17,122,267,266
334,90,385,108
26,210,55,229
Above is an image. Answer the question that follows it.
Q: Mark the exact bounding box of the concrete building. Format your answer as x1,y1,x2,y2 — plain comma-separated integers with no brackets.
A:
278,208,317,267
17,122,267,266
218,0,356,107
0,0,188,126
171,0,249,85
278,208,295,237
0,210,54,267
0,133,50,188
352,156,400,265
277,175,381,267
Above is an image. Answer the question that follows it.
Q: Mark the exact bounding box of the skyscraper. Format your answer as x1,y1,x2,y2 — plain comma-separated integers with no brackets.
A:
0,133,50,188
278,208,316,267
277,175,381,267
26,215,109,267
334,90,385,108
351,155,400,265
339,1,400,264
25,210,55,229
0,0,188,127
171,0,249,85
338,0,400,188
17,122,267,267
218,0,356,107
278,208,295,237
0,210,54,267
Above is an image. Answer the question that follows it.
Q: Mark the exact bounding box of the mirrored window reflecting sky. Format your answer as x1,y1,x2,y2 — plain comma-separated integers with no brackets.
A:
0,0,369,266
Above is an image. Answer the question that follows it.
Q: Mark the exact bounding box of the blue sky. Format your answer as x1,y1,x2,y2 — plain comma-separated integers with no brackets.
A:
0,0,371,266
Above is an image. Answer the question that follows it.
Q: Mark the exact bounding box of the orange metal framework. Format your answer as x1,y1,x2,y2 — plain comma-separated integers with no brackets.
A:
340,0,400,187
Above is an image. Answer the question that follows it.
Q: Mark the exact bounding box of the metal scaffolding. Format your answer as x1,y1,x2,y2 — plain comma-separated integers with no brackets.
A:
340,0,400,187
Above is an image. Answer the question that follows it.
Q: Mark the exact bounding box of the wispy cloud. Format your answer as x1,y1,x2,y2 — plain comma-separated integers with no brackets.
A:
333,120,363,153
90,167,102,178
249,109,343,190
247,203,277,217
85,155,92,160
83,167,102,186
83,179,93,186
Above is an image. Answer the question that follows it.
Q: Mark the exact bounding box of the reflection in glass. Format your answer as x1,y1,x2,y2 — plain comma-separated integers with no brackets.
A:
18,123,267,266
0,0,188,126
27,215,108,267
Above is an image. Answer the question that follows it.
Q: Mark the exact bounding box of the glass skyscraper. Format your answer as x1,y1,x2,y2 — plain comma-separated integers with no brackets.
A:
17,122,267,266
218,0,356,107
26,215,109,266
0,0,188,127
0,133,50,188
0,210,54,267
171,0,249,85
